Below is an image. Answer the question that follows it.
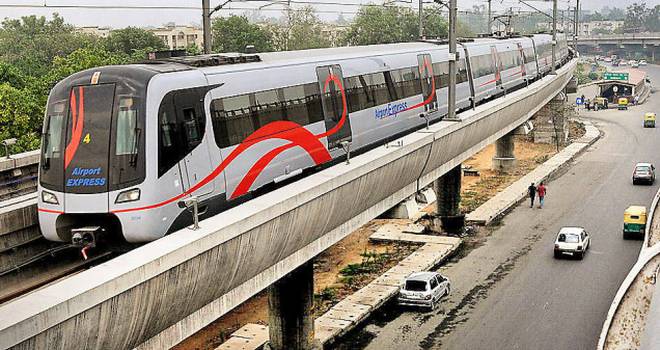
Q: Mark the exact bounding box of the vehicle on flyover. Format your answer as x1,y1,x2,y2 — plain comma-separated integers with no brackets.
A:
644,112,656,128
623,205,647,240
632,162,656,185
554,227,591,260
37,33,572,245
398,271,451,309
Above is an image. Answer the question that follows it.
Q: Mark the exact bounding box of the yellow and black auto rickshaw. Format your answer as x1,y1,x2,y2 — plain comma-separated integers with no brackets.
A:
618,97,629,110
623,206,647,239
644,112,656,128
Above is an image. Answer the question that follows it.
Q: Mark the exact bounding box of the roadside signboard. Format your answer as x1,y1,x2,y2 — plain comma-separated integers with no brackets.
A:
603,72,629,81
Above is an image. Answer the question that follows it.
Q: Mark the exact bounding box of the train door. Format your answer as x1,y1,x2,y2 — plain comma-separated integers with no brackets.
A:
63,84,115,213
418,54,437,112
316,65,351,150
174,88,215,200
516,43,527,79
490,46,503,91
461,45,476,108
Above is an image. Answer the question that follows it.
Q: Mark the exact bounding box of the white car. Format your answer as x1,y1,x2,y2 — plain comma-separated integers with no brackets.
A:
632,61,640,68
640,60,647,66
398,271,451,309
554,227,590,260
620,60,628,66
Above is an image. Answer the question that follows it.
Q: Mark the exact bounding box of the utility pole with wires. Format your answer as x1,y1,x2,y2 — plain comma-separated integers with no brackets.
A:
487,0,492,35
419,0,424,39
573,0,579,49
551,0,557,74
203,0,211,54
202,0,236,54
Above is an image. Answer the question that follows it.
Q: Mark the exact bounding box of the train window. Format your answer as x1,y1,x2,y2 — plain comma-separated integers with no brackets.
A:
524,47,535,64
303,83,324,123
282,85,310,125
253,89,284,127
43,102,65,160
471,55,495,78
213,94,254,147
457,59,469,84
432,62,449,89
115,97,138,156
390,67,421,100
182,107,202,149
384,71,398,101
158,94,181,177
363,72,390,107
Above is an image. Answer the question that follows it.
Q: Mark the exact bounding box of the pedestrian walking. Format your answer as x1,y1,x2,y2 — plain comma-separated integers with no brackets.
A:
538,182,547,209
528,182,537,208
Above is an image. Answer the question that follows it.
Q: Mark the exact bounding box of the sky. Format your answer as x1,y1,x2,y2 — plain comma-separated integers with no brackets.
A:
0,0,642,28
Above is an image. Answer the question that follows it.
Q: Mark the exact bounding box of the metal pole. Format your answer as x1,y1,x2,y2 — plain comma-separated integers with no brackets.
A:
419,0,423,39
448,0,457,120
487,0,492,35
574,0,579,49
202,0,212,54
551,0,557,74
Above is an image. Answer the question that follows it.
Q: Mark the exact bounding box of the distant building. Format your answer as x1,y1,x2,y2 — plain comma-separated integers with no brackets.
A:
150,24,204,50
75,24,204,51
578,21,624,36
76,26,112,38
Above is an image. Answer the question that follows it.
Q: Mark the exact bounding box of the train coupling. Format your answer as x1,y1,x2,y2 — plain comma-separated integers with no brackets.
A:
72,226,103,260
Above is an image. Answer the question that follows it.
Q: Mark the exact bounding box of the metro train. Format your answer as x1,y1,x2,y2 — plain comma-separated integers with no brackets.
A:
38,33,571,244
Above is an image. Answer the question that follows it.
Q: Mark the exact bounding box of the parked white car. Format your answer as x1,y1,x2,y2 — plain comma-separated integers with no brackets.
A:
398,271,451,309
640,60,647,66
554,227,590,260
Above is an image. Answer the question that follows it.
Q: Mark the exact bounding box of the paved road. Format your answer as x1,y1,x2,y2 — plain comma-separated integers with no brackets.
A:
332,64,660,350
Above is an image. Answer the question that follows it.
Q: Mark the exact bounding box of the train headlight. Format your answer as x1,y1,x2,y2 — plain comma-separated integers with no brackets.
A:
41,190,59,205
115,188,140,204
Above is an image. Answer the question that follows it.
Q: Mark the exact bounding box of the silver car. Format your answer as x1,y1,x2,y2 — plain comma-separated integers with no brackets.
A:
398,271,451,309
633,162,656,185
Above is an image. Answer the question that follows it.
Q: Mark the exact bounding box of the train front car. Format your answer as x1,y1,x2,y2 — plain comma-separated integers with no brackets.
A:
38,65,162,245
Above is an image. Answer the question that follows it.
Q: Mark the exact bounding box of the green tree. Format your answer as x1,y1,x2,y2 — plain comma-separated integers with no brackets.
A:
624,3,648,32
103,26,167,56
212,15,273,53
44,46,128,91
0,62,28,89
0,83,42,155
265,6,330,51
342,5,469,46
342,6,419,46
0,14,96,77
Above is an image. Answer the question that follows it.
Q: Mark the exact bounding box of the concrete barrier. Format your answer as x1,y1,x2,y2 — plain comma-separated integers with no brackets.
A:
0,151,39,202
0,59,577,350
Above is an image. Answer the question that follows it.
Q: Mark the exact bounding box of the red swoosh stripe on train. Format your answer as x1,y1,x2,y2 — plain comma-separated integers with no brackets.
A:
111,69,435,214
64,87,85,169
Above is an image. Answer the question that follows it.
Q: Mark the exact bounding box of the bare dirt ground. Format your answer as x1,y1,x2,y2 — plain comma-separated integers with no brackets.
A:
175,122,585,350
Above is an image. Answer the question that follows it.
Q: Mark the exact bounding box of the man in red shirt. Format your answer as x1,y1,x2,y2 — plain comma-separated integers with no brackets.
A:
537,182,547,208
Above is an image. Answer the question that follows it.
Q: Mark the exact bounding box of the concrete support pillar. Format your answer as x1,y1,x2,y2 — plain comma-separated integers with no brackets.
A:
268,261,315,350
434,165,463,233
492,132,517,173
532,92,568,147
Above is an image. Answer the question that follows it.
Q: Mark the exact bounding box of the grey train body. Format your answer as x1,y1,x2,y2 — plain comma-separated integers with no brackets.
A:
38,33,571,243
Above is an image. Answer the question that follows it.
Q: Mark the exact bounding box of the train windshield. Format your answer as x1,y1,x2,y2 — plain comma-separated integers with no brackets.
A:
63,84,115,194
41,83,146,194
